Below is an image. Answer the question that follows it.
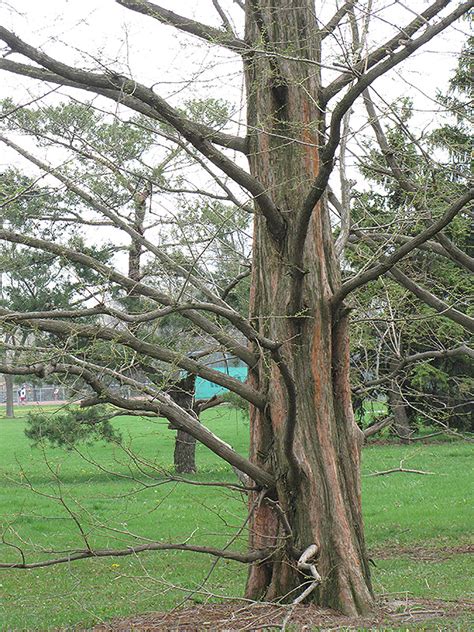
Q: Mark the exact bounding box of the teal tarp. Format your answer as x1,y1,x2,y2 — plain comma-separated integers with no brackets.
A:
195,366,248,400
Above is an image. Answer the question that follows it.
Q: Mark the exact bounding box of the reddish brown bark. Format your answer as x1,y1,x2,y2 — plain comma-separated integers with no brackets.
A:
243,1,373,615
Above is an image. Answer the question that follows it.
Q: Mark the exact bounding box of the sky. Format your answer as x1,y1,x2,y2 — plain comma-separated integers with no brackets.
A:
0,1,467,118
0,0,468,248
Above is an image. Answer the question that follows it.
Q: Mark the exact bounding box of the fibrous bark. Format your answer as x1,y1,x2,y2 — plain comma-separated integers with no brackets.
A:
243,1,373,615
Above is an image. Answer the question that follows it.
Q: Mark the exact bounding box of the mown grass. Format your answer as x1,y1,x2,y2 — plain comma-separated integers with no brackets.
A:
0,405,472,630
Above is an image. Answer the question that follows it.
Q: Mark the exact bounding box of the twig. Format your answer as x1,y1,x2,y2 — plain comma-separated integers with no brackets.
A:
365,467,435,477
282,544,321,631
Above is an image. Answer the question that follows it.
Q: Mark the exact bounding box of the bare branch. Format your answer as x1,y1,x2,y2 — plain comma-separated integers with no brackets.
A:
0,361,274,487
295,1,472,273
356,345,473,394
388,267,474,334
365,467,435,477
320,0,358,41
115,0,247,53
324,0,455,102
435,232,474,273
221,269,251,300
0,541,272,569
0,309,266,407
348,230,458,263
0,60,245,153
194,395,226,415
211,0,236,35
0,33,284,234
333,188,474,305
362,89,474,273
0,224,259,366
363,416,394,439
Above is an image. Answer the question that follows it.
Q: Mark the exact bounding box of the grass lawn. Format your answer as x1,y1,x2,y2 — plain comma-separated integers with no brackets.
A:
0,405,472,630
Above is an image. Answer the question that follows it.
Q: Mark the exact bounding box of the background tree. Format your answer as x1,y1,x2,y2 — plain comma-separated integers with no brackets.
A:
1,98,251,470
0,1,472,616
346,39,473,439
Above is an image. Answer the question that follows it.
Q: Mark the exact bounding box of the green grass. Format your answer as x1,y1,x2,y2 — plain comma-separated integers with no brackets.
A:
0,406,472,630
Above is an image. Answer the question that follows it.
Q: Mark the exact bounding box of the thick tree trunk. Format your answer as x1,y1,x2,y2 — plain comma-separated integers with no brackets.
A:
388,380,411,444
243,1,373,615
4,374,14,418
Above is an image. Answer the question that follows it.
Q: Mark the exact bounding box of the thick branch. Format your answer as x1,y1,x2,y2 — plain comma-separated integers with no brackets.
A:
363,415,394,439
435,232,474,273
0,361,274,487
0,29,279,217
0,60,245,153
115,0,247,53
362,88,474,273
348,230,456,262
0,308,266,407
296,1,472,267
0,225,258,366
356,345,473,394
320,0,358,40
389,267,474,334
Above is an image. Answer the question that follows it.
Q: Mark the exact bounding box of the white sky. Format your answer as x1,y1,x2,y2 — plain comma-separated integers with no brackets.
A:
0,1,466,115
0,1,468,251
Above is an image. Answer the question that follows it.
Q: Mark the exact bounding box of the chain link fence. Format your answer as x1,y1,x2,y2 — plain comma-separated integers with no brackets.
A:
0,385,68,404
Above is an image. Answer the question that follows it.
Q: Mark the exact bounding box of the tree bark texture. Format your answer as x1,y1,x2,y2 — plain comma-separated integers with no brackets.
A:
169,374,197,474
4,374,14,418
174,429,197,474
243,1,373,615
388,380,411,444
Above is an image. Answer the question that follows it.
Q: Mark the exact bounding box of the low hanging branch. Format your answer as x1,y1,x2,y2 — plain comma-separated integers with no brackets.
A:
0,541,274,569
0,360,275,489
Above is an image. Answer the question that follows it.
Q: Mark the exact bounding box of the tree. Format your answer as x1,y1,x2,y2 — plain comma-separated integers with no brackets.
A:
0,1,472,616
0,167,101,417
346,38,473,439
1,99,246,468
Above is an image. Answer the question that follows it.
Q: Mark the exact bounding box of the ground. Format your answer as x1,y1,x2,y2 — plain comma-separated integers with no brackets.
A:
91,546,474,630
92,597,474,631
0,405,472,630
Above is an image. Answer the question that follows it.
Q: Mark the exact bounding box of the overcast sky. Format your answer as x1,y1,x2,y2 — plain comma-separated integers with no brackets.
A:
0,1,468,225
0,1,467,118
0,0,468,283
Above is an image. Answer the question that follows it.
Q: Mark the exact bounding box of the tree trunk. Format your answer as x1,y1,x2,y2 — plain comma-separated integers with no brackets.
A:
4,374,14,418
169,374,197,474
388,380,411,444
174,429,197,474
243,1,373,615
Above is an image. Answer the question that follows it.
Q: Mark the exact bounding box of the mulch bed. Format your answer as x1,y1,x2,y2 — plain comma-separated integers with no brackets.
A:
91,547,473,630
92,597,474,631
